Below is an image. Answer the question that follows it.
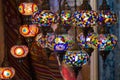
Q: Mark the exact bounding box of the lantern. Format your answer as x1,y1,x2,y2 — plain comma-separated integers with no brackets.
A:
46,33,56,50
35,33,47,48
60,11,72,26
10,45,29,58
19,24,39,37
54,34,74,52
18,2,38,15
0,67,15,79
77,32,98,49
34,10,58,27
73,10,98,27
98,34,117,51
32,10,42,24
98,10,117,25
63,50,89,67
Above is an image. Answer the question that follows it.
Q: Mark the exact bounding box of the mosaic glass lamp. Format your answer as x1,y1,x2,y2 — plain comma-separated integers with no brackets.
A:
77,32,98,56
35,33,47,48
0,67,15,79
63,50,89,67
73,10,98,27
98,34,117,51
10,45,29,58
18,2,38,15
72,0,98,27
54,34,74,52
98,0,117,26
19,24,39,37
33,10,58,27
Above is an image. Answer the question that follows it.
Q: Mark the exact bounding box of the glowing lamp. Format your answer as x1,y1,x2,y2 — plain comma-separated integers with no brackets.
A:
98,10,117,25
98,34,117,51
18,2,38,15
63,50,89,67
19,24,39,37
73,10,98,27
0,67,15,79
10,45,29,58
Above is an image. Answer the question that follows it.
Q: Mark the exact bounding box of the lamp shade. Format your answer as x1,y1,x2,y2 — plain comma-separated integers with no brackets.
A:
73,10,98,27
0,67,15,79
46,33,56,50
97,10,117,25
54,34,74,52
63,50,89,67
32,10,42,24
60,11,72,26
34,10,58,27
98,34,117,51
10,45,29,58
19,24,39,37
77,32,98,49
35,33,47,48
18,2,38,15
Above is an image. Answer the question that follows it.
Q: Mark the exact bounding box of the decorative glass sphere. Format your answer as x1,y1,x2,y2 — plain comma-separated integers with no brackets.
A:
18,2,38,15
60,11,72,26
31,10,42,24
77,32,98,49
63,50,89,67
35,33,47,48
98,34,117,51
0,67,15,79
54,34,74,51
97,10,117,25
46,33,56,50
35,10,58,27
10,45,29,58
73,10,98,27
19,24,39,37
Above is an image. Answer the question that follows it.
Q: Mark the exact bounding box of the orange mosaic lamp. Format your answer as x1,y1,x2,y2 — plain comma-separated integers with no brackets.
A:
0,67,15,79
18,2,38,15
19,24,39,37
10,45,29,58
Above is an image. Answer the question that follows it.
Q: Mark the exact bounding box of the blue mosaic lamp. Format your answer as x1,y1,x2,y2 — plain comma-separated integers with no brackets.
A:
63,50,89,67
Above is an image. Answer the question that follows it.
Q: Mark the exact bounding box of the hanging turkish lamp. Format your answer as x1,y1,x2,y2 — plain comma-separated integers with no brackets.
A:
97,27,117,62
63,50,89,77
98,0,117,26
32,10,58,27
19,24,39,37
53,34,74,52
10,35,29,59
0,67,15,79
36,10,58,35
18,2,38,15
31,10,42,24
45,33,56,51
60,10,72,32
98,34,117,51
72,0,98,28
77,32,98,56
10,45,29,58
35,33,47,48
58,0,73,32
